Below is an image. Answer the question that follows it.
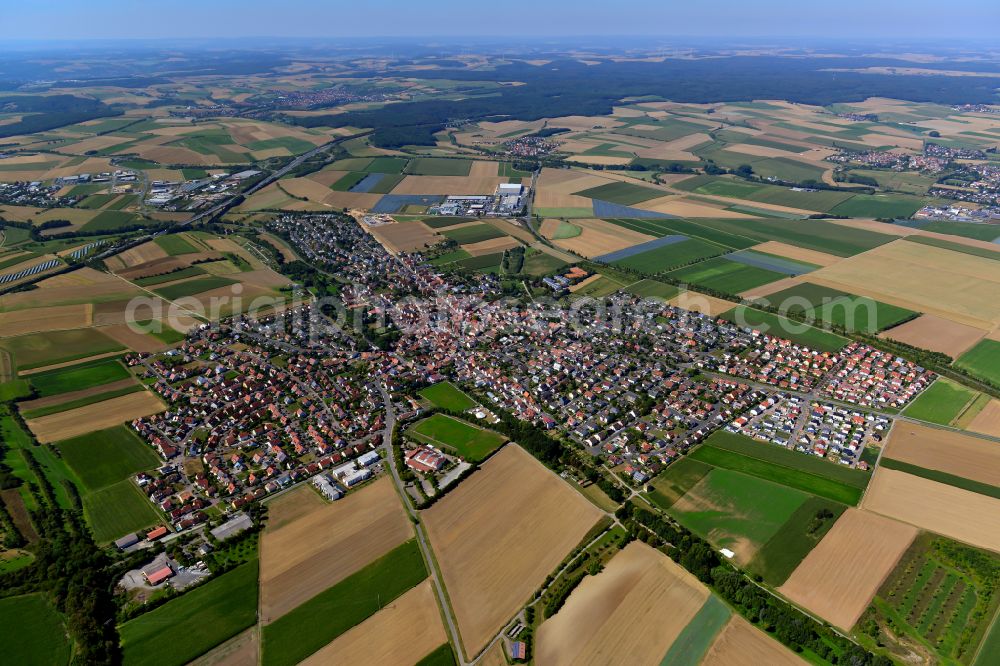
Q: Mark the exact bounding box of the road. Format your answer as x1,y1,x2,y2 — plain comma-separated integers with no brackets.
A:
374,382,467,664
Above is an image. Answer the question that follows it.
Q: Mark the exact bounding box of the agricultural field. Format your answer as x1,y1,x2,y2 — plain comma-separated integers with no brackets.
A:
407,414,506,462
623,278,679,300
880,314,988,358
25,389,165,443
261,539,428,666
779,509,917,629
83,479,163,543
259,477,411,623
299,580,447,666
669,467,809,565
746,496,846,586
534,542,710,666
667,256,788,294
721,305,849,352
573,181,666,205
0,594,72,666
955,339,1000,387
0,328,124,372
881,421,1000,491
422,444,603,658
902,378,982,426
701,616,806,666
439,224,505,245
688,431,869,505
861,533,1000,665
756,282,918,333
26,356,132,397
120,560,259,666
862,468,1000,554
610,238,724,274
418,381,477,411
54,425,160,491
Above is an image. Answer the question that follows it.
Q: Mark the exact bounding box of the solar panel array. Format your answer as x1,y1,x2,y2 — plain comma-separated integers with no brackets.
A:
0,259,60,284
69,240,105,259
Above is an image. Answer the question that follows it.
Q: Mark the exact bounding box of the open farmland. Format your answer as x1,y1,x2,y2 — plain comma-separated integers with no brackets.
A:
668,256,788,294
55,425,160,491
779,508,917,629
756,282,917,333
701,616,806,666
611,238,724,274
261,540,428,666
880,314,987,357
535,542,709,666
670,468,808,565
956,339,1000,387
120,560,259,666
882,421,1000,489
84,479,163,543
0,328,124,372
863,468,1000,553
0,594,72,666
422,444,603,658
689,432,868,505
721,306,849,352
26,357,131,397
903,378,982,425
25,389,164,443
299,580,446,666
259,477,411,623
746,496,846,586
407,414,506,462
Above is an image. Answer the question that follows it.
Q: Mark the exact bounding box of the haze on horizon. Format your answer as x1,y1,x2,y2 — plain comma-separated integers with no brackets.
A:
4,0,999,42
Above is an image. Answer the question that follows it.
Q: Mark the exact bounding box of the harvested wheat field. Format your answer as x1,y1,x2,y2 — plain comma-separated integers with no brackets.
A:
751,241,842,267
367,221,441,254
862,468,1000,553
880,314,987,357
462,237,521,257
702,616,805,666
477,641,508,666
105,242,169,272
0,303,91,337
779,508,916,629
189,628,258,666
968,399,1000,438
260,476,411,623
809,240,1000,329
423,444,603,659
18,378,137,413
668,291,737,317
301,580,445,666
98,323,171,353
884,421,1000,487
535,542,708,666
26,390,165,443
555,218,654,257
389,175,506,196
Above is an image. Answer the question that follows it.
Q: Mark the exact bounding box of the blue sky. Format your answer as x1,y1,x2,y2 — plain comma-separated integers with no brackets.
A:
4,0,998,40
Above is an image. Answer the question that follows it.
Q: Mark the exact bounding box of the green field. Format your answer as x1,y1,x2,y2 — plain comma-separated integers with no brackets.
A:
365,156,409,173
84,479,163,542
408,414,506,462
676,176,856,212
829,193,926,219
153,276,238,300
549,220,582,240
456,253,503,272
154,234,199,255
0,328,125,371
668,467,809,559
330,171,367,191
121,560,259,666
611,238,723,274
905,234,1000,259
440,224,506,245
623,278,679,300
570,274,626,298
647,457,714,511
757,282,918,333
262,540,427,666
721,306,849,352
658,595,732,666
429,248,472,266
867,534,1000,665
903,378,979,426
667,256,787,294
520,249,569,276
78,193,118,209
956,339,1000,387
690,432,868,505
747,496,846,585
56,425,160,492
607,218,758,250
498,162,533,178
134,266,206,287
574,181,665,205
80,211,139,233
419,382,477,411
0,594,71,666
420,216,480,229
28,357,131,397
404,158,472,176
